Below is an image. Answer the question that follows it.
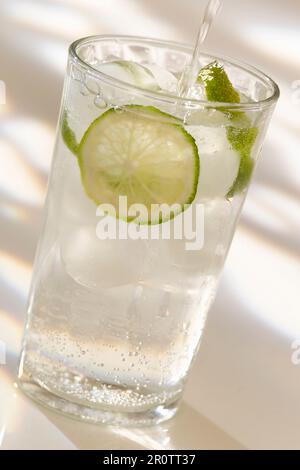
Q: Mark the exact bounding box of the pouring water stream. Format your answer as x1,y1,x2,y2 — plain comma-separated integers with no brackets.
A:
178,0,222,97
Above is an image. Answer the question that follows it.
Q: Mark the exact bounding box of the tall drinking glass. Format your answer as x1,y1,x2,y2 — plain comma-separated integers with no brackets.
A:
18,36,279,425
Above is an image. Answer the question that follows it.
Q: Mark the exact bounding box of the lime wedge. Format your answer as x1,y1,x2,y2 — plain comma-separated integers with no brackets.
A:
198,61,240,104
226,126,258,197
198,61,258,196
78,106,199,224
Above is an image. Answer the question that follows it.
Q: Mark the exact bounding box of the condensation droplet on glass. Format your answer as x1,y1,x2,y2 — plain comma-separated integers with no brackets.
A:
71,67,82,82
80,82,90,96
158,307,170,318
114,106,124,114
84,76,100,95
94,94,107,109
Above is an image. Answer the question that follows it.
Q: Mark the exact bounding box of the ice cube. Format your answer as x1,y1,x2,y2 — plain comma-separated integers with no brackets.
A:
95,60,159,91
141,198,235,287
60,224,146,289
60,157,96,225
142,63,178,93
96,60,178,94
186,125,240,199
188,80,207,101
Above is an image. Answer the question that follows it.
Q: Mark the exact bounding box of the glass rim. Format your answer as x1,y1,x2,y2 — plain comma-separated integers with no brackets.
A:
69,34,280,111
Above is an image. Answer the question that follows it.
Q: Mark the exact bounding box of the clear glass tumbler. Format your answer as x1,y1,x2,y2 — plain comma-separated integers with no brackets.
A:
18,36,279,425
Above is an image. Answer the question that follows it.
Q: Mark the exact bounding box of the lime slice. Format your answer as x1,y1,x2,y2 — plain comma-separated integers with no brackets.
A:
78,106,199,224
197,61,258,196
62,111,79,155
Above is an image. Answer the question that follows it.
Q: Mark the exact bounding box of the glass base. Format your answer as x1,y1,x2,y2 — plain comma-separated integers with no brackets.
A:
18,378,179,426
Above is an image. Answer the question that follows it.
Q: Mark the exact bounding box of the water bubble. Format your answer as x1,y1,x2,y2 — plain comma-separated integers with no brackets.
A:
80,83,90,96
182,321,191,335
94,94,107,109
114,106,125,114
84,76,100,95
158,308,170,318
71,68,82,82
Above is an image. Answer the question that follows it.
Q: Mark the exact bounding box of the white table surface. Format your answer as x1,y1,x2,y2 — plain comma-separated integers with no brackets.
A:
0,0,299,450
